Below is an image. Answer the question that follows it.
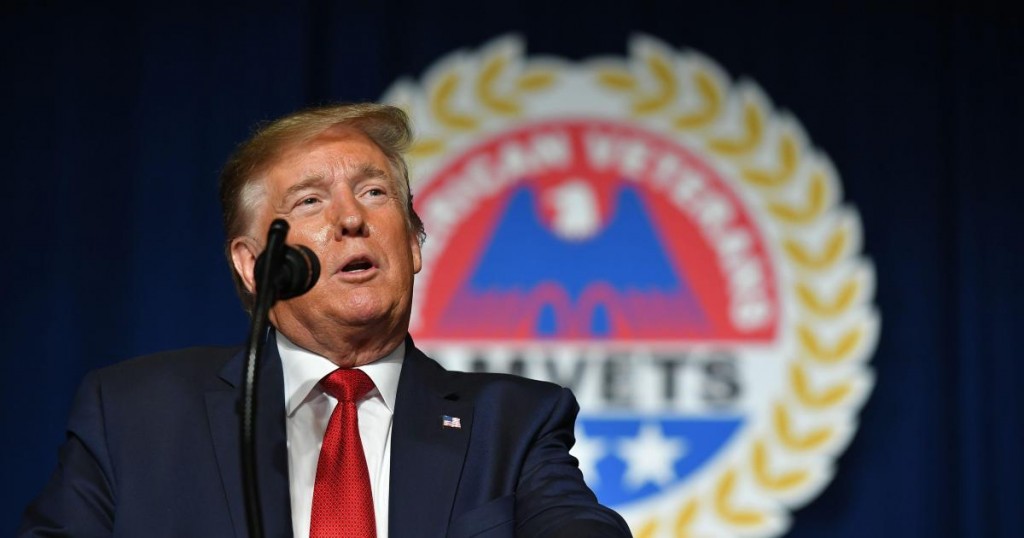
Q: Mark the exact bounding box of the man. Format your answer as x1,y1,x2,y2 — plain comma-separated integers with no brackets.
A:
20,103,631,537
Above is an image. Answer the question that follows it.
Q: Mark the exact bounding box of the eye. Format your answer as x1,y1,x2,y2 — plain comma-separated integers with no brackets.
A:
298,196,320,206
356,182,392,204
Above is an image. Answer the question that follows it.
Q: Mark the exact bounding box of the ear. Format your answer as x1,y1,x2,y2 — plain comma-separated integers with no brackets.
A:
230,236,262,294
409,233,422,275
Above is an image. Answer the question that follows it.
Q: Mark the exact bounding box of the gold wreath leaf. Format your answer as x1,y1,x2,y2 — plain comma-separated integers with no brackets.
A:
674,498,699,536
634,53,678,115
798,323,864,364
477,55,520,116
714,469,767,527
709,101,764,155
796,277,860,318
743,133,800,189
634,519,658,538
516,70,556,91
597,69,638,91
783,227,848,271
408,138,446,159
753,440,810,490
774,403,834,451
431,72,478,130
766,171,828,222
675,70,722,129
791,363,854,409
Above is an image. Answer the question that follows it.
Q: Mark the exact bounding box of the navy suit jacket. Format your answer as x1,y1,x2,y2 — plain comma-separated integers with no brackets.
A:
19,336,630,537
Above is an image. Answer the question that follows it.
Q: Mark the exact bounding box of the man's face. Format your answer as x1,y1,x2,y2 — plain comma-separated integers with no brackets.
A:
232,125,422,348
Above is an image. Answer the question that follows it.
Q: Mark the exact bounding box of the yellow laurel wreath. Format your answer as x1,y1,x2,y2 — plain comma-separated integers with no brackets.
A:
406,45,555,159
394,38,876,537
593,45,874,536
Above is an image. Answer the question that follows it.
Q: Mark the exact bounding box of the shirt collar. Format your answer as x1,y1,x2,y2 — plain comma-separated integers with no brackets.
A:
278,331,404,417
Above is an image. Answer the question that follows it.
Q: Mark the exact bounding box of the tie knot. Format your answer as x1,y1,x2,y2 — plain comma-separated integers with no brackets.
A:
320,368,375,403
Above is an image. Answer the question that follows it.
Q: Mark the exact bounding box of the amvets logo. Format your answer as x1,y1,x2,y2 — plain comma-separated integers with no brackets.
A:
384,35,878,537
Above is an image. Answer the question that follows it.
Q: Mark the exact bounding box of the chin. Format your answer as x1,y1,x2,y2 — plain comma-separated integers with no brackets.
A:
329,296,395,327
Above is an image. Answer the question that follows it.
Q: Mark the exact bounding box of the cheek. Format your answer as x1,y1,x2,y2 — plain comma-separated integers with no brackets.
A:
309,223,333,246
298,223,335,262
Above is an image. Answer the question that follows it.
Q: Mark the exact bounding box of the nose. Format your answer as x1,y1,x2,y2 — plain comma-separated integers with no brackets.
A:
331,188,368,239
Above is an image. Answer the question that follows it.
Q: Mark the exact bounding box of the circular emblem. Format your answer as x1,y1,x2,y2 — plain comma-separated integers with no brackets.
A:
384,35,878,537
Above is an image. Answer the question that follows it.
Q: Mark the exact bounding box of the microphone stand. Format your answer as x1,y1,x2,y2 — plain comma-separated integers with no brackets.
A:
241,219,294,538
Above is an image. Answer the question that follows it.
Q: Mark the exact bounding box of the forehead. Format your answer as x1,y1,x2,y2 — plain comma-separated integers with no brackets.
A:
262,125,391,193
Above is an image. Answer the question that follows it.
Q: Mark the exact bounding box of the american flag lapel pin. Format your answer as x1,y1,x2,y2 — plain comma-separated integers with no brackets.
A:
442,415,462,429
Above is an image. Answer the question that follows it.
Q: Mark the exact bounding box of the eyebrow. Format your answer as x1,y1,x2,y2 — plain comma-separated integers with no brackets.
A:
282,174,331,200
282,164,391,199
353,163,390,182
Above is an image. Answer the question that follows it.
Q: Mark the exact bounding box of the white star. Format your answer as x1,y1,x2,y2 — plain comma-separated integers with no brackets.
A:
617,422,687,490
570,425,607,487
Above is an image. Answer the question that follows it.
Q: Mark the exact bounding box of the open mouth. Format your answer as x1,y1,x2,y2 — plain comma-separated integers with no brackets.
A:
341,257,373,273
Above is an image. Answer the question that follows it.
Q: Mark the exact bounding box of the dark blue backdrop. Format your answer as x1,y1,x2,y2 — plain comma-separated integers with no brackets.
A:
3,2,1022,536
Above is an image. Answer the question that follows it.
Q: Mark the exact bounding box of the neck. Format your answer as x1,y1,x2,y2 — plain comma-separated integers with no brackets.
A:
271,316,407,368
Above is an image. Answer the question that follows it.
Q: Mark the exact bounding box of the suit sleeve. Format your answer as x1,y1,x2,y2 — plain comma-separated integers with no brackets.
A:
18,370,117,538
514,387,632,537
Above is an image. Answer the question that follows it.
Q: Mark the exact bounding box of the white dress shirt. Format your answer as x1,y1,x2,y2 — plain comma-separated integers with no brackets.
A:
278,333,403,538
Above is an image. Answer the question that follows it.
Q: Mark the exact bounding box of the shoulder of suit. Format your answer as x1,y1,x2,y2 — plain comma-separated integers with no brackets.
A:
91,346,241,392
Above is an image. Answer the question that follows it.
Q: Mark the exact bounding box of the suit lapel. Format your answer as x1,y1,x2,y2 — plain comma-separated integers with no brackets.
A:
206,332,293,538
390,344,474,537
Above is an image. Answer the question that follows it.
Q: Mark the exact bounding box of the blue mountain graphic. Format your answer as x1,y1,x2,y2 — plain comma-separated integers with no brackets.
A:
439,183,708,337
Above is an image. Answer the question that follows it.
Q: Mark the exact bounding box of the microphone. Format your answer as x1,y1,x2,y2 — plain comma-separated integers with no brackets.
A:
241,218,319,538
254,220,320,300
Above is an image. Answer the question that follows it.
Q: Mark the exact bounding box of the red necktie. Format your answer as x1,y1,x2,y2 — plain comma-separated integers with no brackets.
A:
310,369,377,538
